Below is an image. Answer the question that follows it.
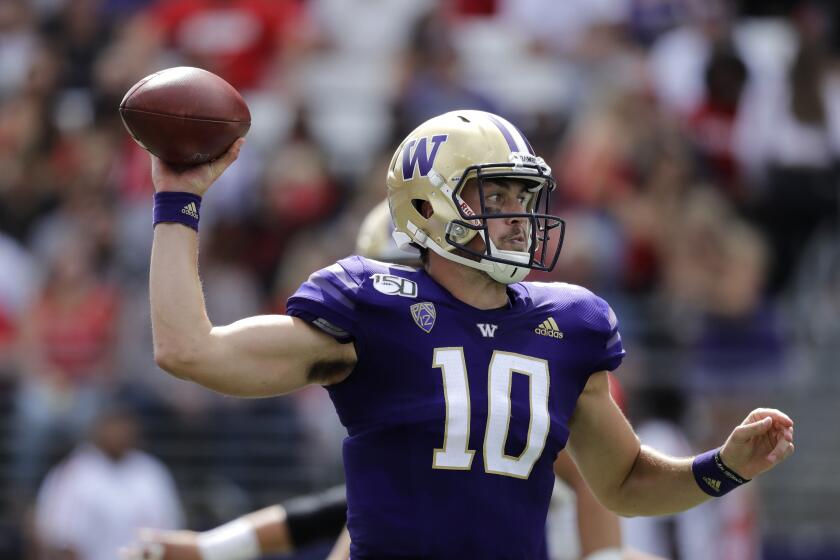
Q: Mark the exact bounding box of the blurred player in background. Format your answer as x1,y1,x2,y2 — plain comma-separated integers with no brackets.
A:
122,484,349,560
145,110,793,559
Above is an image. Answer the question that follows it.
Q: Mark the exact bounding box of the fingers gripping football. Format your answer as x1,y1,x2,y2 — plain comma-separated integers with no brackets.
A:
151,137,245,196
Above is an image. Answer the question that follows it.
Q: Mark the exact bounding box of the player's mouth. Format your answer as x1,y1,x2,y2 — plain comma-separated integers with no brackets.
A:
502,233,527,251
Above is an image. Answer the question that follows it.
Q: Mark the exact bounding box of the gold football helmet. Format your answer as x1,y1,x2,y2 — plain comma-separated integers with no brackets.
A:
386,110,565,284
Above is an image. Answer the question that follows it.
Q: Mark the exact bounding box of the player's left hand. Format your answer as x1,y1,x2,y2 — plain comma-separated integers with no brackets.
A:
719,408,794,480
119,529,201,560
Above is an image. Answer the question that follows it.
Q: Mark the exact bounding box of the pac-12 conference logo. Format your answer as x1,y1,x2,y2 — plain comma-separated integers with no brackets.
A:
410,302,436,333
402,135,448,180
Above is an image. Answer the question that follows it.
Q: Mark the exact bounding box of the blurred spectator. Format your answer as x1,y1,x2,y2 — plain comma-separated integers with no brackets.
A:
306,0,432,58
0,233,39,381
737,38,840,291
0,91,61,241
140,0,304,91
40,0,115,92
11,232,120,494
661,189,785,390
687,43,749,199
498,0,631,58
33,404,184,560
554,87,694,294
236,109,341,292
647,0,734,117
394,6,496,138
0,0,40,100
555,90,642,209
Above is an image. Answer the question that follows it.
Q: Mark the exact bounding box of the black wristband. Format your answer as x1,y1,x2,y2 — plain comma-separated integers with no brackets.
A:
692,448,750,496
284,484,347,548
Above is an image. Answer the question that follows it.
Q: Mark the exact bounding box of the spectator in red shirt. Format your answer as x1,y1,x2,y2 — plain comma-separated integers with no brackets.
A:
145,0,304,91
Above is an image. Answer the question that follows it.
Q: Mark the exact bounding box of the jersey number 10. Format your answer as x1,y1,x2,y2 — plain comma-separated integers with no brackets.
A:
432,347,550,479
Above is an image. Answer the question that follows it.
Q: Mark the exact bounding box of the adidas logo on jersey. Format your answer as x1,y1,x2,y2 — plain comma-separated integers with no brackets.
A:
702,477,721,492
535,317,564,339
181,202,199,219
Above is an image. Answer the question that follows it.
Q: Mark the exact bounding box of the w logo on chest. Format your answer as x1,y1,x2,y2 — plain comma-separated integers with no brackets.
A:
402,135,448,180
477,323,498,338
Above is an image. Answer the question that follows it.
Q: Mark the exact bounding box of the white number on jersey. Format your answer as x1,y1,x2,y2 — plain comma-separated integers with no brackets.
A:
433,348,550,479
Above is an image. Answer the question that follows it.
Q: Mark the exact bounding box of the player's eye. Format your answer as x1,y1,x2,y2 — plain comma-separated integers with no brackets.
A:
484,193,503,208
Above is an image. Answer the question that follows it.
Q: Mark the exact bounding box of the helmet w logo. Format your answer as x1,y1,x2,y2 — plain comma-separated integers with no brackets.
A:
402,135,448,180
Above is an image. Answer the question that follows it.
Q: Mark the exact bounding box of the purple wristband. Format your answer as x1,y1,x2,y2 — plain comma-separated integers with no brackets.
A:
153,192,202,231
692,448,750,497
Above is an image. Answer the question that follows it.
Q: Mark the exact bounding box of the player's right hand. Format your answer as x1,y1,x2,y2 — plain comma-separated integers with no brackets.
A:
119,528,201,560
151,138,244,196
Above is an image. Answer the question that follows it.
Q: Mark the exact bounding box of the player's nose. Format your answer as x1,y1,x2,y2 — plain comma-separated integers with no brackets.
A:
505,200,526,223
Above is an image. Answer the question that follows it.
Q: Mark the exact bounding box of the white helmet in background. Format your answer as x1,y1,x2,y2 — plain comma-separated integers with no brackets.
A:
355,199,421,266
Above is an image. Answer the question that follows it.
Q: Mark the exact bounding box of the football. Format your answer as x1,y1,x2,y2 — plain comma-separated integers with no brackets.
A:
119,66,251,165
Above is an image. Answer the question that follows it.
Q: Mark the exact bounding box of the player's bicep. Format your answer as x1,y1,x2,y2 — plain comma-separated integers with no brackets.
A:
191,315,356,397
566,371,641,509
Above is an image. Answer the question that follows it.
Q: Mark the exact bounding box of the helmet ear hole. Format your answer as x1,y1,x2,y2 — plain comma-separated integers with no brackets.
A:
413,199,433,219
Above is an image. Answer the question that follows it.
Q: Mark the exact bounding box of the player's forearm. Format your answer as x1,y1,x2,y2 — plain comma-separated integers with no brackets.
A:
608,446,709,517
150,224,213,377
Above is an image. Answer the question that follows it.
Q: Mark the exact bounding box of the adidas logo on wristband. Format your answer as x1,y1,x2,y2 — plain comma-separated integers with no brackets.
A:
181,202,199,219
702,476,721,492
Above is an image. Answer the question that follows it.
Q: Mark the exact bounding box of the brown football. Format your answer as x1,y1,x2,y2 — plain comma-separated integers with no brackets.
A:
119,67,251,165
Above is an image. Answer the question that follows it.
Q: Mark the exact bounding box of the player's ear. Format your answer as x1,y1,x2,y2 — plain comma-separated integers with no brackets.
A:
420,201,433,219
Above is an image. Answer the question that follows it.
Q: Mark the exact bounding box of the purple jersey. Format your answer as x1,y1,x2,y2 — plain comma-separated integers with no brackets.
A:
287,257,625,559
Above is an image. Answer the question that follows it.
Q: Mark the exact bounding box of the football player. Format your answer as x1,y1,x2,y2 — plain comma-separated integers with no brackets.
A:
122,202,664,560
147,110,793,559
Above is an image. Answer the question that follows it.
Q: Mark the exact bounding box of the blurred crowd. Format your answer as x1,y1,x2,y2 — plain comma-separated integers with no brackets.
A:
1,0,839,558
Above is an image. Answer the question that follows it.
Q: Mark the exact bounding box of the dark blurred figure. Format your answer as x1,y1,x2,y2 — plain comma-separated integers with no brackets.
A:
40,0,114,92
688,43,749,200
393,6,496,140
750,40,840,293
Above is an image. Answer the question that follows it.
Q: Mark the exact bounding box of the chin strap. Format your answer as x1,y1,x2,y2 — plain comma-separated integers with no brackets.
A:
481,232,531,284
419,234,530,285
485,253,530,284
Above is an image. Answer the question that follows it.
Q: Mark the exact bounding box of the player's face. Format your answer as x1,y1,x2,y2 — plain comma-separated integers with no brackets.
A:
461,178,533,253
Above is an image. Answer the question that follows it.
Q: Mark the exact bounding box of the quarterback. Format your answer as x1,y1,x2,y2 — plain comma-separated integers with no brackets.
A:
148,111,793,559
